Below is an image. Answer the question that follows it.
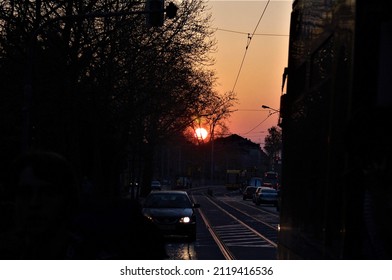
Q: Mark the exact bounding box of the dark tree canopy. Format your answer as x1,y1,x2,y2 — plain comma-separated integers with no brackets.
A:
0,0,235,197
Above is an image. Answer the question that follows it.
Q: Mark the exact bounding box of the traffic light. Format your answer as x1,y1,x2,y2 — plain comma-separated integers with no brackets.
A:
145,0,164,27
166,2,178,19
145,1,178,27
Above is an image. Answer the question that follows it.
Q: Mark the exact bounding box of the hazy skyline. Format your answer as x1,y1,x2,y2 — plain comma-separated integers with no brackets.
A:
207,0,292,145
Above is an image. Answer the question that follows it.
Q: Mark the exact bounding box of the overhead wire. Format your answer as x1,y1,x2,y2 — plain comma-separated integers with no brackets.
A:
231,0,272,93
228,0,273,141
216,28,288,37
241,111,278,136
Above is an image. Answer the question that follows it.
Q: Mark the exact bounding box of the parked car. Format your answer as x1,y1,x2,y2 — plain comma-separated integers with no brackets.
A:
141,190,200,241
150,180,162,191
253,186,278,206
242,186,258,200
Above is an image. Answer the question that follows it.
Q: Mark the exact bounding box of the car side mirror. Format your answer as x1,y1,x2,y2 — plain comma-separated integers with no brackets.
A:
193,203,200,208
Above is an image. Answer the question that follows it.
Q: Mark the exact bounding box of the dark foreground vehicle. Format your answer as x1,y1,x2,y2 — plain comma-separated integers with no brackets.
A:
279,0,392,259
142,191,200,241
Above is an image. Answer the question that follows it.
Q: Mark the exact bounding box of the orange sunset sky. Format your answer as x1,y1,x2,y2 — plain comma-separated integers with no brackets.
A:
206,0,292,145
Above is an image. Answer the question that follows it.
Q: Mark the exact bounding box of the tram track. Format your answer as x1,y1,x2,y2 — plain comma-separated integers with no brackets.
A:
196,204,235,260
191,192,279,260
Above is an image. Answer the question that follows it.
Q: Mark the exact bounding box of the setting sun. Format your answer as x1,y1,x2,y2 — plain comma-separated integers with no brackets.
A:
195,127,208,140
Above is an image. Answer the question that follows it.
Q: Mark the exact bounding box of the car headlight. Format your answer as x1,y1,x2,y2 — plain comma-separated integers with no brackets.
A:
179,216,191,223
143,214,153,222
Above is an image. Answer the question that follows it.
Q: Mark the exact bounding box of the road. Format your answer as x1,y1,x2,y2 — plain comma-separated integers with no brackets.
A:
164,185,279,260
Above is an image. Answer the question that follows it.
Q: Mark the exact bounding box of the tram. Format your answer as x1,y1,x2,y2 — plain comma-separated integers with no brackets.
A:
278,0,392,259
225,169,243,190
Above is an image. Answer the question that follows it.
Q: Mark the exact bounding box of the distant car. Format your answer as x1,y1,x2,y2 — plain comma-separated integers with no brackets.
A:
141,190,200,241
263,171,279,189
242,186,258,200
253,187,278,206
150,180,162,191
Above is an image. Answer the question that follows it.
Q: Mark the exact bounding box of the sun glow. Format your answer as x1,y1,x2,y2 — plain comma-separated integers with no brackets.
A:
195,127,208,140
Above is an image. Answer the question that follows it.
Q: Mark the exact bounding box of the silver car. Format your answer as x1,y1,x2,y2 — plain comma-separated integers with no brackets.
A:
253,187,278,206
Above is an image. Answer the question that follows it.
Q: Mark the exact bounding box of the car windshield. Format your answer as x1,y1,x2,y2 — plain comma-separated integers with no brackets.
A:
144,193,192,208
262,189,277,194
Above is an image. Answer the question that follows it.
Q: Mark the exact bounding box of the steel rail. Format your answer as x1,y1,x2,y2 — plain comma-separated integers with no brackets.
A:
222,199,279,231
203,195,278,248
196,204,236,260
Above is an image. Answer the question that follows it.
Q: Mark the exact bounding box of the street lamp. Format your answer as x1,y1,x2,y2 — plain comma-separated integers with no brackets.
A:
262,104,282,127
261,105,280,113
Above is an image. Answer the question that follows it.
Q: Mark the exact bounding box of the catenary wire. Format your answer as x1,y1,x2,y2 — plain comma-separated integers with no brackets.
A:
231,0,271,93
216,28,288,37
241,111,278,136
